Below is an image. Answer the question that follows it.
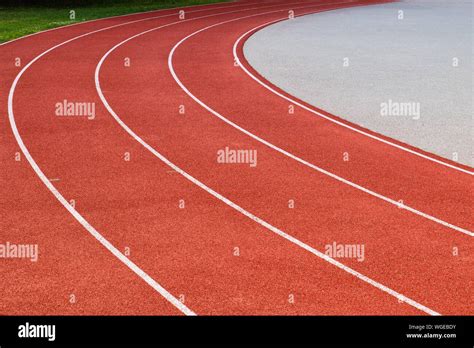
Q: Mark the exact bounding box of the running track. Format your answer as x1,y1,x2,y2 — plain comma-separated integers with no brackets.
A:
1,0,472,315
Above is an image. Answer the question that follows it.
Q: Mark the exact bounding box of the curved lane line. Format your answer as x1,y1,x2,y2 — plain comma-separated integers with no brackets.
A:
96,3,441,316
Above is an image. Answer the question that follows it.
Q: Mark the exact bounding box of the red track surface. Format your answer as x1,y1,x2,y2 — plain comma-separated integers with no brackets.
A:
1,0,472,315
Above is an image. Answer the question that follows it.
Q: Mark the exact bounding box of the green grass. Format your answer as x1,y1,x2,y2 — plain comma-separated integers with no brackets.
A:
0,0,229,43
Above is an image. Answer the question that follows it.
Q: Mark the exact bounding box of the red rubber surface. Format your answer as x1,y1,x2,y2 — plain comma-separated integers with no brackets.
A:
1,0,472,315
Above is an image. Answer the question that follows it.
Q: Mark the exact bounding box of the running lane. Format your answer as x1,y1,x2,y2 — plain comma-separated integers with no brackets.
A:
98,0,473,314
3,0,425,315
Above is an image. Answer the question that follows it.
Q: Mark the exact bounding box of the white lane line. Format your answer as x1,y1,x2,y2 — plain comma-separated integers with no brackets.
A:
233,22,474,176
168,10,474,237
96,3,441,316
5,0,323,317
